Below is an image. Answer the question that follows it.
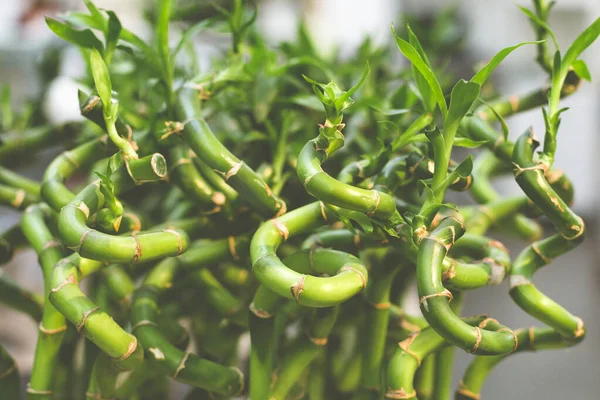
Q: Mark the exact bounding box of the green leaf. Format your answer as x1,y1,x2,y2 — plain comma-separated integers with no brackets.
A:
445,80,481,135
391,25,447,118
407,24,436,112
89,48,112,112
173,19,214,61
561,17,600,79
156,0,173,95
45,17,104,52
334,62,370,113
453,137,489,148
105,11,122,64
471,41,540,85
83,0,105,25
476,98,510,141
454,155,474,178
571,59,592,81
517,5,558,49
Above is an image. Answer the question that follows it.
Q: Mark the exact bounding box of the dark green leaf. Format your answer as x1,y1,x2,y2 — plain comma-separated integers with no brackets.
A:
105,11,122,63
45,17,104,52
335,62,370,112
476,98,510,141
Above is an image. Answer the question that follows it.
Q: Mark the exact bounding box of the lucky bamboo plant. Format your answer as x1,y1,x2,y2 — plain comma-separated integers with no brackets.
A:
0,0,598,399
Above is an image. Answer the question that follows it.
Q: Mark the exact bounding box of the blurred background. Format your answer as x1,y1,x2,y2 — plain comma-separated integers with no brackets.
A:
0,0,598,398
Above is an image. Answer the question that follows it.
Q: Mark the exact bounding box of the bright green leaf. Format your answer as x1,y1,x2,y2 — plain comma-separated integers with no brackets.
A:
445,80,481,135
561,17,600,79
391,25,447,118
45,17,104,52
571,59,592,81
89,48,112,112
517,5,558,49
453,137,489,148
471,41,540,85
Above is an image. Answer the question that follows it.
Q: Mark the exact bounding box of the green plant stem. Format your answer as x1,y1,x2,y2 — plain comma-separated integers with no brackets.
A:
0,165,40,196
177,88,286,217
433,291,464,400
0,270,43,321
0,183,37,210
416,217,518,354
0,345,21,399
251,202,368,307
21,204,68,400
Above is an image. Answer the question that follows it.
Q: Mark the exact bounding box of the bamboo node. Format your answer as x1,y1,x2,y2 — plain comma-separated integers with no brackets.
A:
340,265,367,289
369,301,391,310
419,289,453,312
528,326,536,350
115,336,138,362
509,274,531,288
172,352,190,379
224,161,243,181
366,190,381,217
271,218,289,240
467,327,482,353
478,318,499,329
77,307,101,332
398,333,421,366
353,234,362,249
563,217,585,240
25,386,53,395
319,202,328,222
531,242,552,264
274,200,287,217
574,317,585,338
170,157,191,170
50,273,77,294
131,234,142,264
512,162,546,178
77,201,90,219
228,236,239,260
308,336,328,346
39,323,67,336
456,380,481,399
43,239,60,250
498,328,519,353
231,366,245,396
0,365,16,379
149,347,165,360
163,229,184,255
131,320,158,331
290,275,306,302
384,388,417,399
249,302,273,319
11,189,25,208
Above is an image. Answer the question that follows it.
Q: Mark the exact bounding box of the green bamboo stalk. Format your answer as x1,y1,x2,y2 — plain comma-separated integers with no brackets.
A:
270,306,339,400
301,228,388,254
385,316,486,400
0,123,82,164
102,264,135,306
414,354,435,400
131,265,244,395
296,138,395,220
177,88,286,217
456,326,577,399
0,183,37,210
0,270,43,321
41,135,111,211
0,165,40,196
251,202,368,307
360,256,401,395
416,217,518,354
470,151,542,241
0,224,26,265
21,204,69,400
510,130,585,339
0,345,21,400
57,155,189,264
168,145,226,212
433,291,465,400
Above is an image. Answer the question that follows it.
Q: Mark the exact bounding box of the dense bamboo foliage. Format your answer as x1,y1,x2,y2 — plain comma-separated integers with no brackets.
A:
0,0,598,398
